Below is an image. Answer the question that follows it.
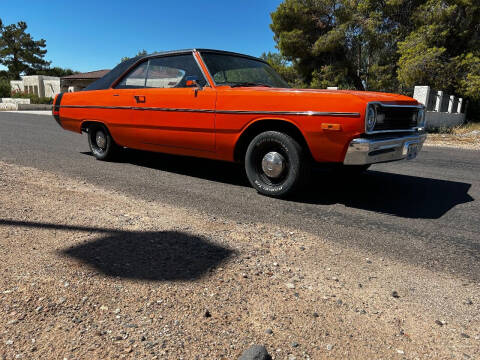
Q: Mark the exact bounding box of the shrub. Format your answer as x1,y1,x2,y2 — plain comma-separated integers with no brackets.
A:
0,79,11,98
11,90,53,104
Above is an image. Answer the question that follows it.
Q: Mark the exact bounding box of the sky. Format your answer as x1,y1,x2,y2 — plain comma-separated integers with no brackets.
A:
1,0,284,72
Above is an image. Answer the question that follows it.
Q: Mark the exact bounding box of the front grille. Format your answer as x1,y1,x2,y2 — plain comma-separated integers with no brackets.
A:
373,106,418,132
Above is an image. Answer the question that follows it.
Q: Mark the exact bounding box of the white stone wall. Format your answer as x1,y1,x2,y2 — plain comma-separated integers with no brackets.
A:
425,112,465,129
413,86,465,129
10,81,23,93
44,79,61,98
10,76,60,98
1,98,30,104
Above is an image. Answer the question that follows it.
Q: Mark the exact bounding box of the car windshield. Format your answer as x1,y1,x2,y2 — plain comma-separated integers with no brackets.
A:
201,52,290,88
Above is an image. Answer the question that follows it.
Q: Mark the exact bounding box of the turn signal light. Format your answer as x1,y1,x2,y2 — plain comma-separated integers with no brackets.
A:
321,123,342,131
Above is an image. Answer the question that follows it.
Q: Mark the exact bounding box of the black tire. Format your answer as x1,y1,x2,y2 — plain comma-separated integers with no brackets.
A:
245,131,308,197
87,124,118,161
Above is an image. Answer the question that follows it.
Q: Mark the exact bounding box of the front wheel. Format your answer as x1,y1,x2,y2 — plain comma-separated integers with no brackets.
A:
245,131,308,197
87,125,118,161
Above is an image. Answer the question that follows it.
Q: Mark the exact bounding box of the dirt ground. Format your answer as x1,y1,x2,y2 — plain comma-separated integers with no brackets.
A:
424,125,480,150
0,161,478,359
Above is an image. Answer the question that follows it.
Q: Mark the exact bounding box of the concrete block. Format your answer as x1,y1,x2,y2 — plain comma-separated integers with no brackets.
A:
435,91,443,112
413,86,430,106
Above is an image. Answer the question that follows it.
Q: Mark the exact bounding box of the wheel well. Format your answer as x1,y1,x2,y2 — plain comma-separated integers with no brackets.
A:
81,121,108,134
233,120,312,162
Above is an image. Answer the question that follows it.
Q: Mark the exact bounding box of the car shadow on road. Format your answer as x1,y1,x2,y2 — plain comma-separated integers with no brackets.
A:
81,150,473,219
0,219,234,282
292,169,474,219
81,149,250,187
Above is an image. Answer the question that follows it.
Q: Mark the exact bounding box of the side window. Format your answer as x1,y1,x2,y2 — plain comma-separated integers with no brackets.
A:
116,62,148,89
145,55,207,88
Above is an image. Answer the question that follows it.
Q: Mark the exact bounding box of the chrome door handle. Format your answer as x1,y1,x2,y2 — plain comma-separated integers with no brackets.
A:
134,95,146,103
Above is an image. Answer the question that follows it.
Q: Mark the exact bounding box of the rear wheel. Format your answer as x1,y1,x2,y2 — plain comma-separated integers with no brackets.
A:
87,125,118,161
245,131,308,197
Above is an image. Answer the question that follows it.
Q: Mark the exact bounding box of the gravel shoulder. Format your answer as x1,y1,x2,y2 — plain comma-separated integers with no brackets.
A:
424,131,480,150
0,161,479,359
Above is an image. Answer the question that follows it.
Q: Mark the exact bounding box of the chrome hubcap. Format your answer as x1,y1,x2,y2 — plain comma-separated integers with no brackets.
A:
95,131,106,149
261,151,285,178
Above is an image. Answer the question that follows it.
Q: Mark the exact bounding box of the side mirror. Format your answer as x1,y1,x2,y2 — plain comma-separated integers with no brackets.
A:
185,75,203,96
185,75,202,89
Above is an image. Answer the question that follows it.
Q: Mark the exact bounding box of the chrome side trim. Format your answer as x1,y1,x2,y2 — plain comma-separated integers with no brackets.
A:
59,105,360,117
215,110,360,117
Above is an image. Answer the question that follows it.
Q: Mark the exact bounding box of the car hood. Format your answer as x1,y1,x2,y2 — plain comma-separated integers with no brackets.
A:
242,87,418,105
216,86,419,115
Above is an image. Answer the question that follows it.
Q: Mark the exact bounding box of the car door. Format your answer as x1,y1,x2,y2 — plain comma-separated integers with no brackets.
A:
108,61,148,148
130,54,216,153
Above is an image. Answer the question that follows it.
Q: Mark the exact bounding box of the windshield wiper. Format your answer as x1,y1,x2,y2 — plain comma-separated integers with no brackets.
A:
229,82,272,88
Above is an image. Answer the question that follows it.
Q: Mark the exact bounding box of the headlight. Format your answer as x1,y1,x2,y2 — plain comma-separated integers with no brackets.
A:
417,108,426,128
366,105,377,132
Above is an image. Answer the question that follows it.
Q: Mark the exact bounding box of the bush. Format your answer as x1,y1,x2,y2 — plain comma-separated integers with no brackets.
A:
11,90,53,104
0,79,11,98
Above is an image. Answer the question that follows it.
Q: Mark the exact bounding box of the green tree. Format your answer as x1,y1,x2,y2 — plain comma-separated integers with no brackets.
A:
270,0,427,91
260,52,306,87
397,0,480,99
121,49,148,63
34,67,78,77
0,19,50,79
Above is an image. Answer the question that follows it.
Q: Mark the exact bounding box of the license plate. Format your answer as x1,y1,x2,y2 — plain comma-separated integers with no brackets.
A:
406,143,418,160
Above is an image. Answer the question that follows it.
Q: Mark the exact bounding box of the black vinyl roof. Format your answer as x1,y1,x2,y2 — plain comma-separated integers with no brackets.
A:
83,49,265,91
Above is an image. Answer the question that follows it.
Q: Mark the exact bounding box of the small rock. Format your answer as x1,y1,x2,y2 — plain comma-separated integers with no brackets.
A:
265,328,273,335
291,342,299,348
288,355,296,360
366,258,372,264
6,340,13,345
242,273,248,279
100,305,109,311
397,349,404,354
326,344,333,351
124,346,132,353
204,310,211,318
460,333,470,338
285,283,295,289
238,345,272,360
312,312,319,318
435,320,446,326
391,291,400,298
273,262,278,267
336,299,343,305
464,299,473,305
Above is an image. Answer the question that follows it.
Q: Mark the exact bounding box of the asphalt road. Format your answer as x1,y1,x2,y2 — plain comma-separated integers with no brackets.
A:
1,112,479,282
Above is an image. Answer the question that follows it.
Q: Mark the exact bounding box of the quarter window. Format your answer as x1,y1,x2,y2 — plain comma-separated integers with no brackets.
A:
115,54,207,89
116,62,148,88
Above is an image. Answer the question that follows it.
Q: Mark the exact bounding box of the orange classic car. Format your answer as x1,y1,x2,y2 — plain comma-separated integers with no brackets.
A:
53,49,426,197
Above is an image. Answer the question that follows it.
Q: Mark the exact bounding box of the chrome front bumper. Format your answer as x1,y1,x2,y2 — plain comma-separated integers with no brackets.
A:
343,133,427,165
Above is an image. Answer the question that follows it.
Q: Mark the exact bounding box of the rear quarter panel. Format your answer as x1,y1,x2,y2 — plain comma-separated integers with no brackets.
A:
59,89,135,147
